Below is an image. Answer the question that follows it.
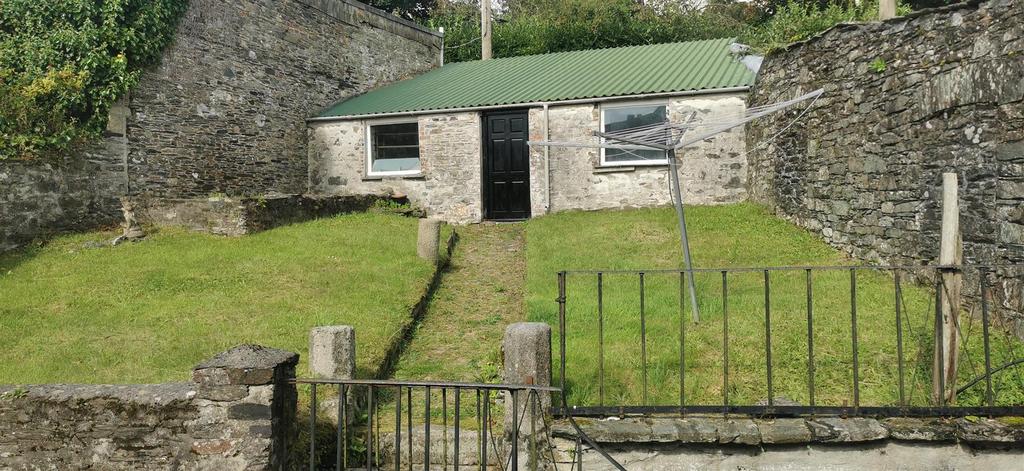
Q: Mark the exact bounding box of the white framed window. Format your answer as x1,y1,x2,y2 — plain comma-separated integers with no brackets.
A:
366,120,421,176
599,100,669,166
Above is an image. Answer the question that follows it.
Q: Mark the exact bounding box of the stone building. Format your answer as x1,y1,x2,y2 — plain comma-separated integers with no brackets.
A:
308,38,757,223
0,0,441,251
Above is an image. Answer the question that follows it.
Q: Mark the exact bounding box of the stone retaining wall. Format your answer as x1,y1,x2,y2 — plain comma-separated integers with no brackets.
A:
746,0,1023,331
0,345,298,470
552,416,1024,469
138,193,401,236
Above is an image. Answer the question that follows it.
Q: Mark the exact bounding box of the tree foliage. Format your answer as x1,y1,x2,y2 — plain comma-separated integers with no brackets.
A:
428,0,911,63
0,0,187,162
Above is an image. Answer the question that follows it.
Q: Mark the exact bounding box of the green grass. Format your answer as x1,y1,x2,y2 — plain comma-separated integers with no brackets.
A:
526,204,1024,408
0,212,440,384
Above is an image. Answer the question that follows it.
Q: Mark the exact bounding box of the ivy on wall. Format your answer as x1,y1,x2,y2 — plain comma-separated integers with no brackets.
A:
0,0,188,162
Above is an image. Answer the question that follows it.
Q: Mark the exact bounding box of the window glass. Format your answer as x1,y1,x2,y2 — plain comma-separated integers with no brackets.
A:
602,104,668,164
370,122,420,173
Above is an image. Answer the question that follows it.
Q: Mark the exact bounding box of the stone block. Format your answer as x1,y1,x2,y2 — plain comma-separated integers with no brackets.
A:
503,322,552,436
756,419,813,444
416,218,441,261
807,417,888,442
193,345,299,386
309,325,356,379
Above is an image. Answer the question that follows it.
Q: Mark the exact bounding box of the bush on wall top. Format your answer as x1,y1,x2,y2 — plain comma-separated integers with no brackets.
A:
0,0,188,163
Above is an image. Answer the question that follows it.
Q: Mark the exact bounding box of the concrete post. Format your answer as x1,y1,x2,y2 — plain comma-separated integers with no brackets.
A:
879,0,897,20
309,325,356,380
502,323,552,440
417,218,441,262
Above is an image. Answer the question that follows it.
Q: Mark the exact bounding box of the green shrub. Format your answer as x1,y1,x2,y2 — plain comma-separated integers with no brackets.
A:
430,1,913,63
739,0,913,52
0,0,188,162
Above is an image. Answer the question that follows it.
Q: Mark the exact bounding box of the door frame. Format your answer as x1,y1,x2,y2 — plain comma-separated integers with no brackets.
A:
481,109,531,221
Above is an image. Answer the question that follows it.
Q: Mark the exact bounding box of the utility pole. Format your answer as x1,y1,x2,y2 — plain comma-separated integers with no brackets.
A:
481,0,492,60
879,0,896,20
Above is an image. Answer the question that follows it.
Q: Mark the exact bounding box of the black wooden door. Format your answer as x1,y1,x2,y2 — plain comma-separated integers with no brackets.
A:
483,111,531,220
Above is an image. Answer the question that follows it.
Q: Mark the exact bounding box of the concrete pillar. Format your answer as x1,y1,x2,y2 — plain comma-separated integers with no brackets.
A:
417,218,441,262
309,325,355,379
502,322,552,440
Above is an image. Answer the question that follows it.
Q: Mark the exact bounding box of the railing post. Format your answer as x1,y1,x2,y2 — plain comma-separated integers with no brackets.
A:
557,271,567,416
980,271,995,408
806,269,815,412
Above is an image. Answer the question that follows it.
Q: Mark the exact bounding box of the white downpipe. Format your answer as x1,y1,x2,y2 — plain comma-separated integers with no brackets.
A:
543,103,551,213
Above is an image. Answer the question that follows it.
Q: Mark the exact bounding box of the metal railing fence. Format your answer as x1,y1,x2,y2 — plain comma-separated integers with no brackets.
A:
554,264,1024,418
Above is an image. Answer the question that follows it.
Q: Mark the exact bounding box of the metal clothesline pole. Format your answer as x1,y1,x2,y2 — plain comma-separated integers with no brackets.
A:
668,147,700,322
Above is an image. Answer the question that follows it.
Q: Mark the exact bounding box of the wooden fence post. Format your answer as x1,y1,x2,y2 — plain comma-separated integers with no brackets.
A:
934,172,962,404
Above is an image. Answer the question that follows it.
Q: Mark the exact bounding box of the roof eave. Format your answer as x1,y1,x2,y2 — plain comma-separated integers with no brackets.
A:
307,85,752,123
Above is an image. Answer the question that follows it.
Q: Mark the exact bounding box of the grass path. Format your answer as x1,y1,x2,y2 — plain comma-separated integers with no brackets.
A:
391,223,528,383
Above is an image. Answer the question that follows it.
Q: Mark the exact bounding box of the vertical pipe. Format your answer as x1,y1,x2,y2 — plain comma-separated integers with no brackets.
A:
680,271,687,414
558,271,567,415
981,272,995,408
339,384,346,471
640,272,648,406
722,271,730,411
309,383,317,471
895,271,906,407
424,387,431,471
851,269,860,412
454,388,461,471
764,270,773,406
598,272,605,407
395,386,402,471
511,389,519,471
806,269,815,410
543,103,551,213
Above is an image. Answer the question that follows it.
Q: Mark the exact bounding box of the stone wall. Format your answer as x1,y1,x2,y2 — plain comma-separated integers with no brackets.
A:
747,0,1024,329
1,0,439,252
308,112,484,223
0,105,129,252
127,0,441,199
308,92,747,223
0,345,298,470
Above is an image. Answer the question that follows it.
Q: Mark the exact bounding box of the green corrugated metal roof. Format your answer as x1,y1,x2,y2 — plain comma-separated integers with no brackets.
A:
318,38,754,118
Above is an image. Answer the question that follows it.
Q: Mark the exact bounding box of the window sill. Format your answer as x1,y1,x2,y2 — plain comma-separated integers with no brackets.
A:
593,165,636,174
362,173,425,181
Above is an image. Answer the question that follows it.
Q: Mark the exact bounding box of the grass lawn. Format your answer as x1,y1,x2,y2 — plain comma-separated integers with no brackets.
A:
0,212,441,384
525,204,1024,408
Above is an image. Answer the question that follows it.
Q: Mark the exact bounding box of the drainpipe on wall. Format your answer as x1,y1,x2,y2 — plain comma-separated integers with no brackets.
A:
543,103,551,213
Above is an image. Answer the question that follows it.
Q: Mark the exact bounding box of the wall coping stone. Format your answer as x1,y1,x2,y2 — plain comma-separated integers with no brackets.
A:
0,383,195,406
193,344,299,386
551,416,1024,446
